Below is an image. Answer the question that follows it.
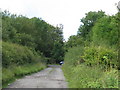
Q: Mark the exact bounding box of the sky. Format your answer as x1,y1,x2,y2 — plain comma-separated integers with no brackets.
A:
0,0,119,41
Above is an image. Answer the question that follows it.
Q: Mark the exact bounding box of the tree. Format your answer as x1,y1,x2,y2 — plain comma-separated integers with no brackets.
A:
78,11,106,39
91,15,118,46
51,41,65,63
2,10,65,64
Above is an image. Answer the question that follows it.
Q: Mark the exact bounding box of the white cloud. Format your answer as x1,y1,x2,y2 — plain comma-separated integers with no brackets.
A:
0,0,119,41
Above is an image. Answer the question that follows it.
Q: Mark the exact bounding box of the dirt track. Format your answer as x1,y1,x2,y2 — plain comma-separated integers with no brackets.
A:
7,65,68,88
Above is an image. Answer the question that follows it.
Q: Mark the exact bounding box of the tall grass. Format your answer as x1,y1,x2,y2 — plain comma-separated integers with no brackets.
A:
2,63,46,88
62,46,118,88
63,64,118,88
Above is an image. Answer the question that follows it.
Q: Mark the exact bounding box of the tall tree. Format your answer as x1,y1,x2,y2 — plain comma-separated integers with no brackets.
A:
78,11,106,39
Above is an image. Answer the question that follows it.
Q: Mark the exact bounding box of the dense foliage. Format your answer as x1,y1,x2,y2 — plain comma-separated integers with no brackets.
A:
63,10,119,88
2,41,43,68
2,10,65,87
1,8,119,88
2,10,65,64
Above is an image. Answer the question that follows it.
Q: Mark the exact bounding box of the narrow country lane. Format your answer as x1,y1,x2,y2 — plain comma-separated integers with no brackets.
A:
7,65,68,88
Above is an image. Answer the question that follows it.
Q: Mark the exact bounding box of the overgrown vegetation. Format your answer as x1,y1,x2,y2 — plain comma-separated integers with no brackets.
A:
2,41,46,87
2,41,42,67
1,7,119,88
2,11,65,87
63,10,119,88
2,11,65,63
2,63,46,88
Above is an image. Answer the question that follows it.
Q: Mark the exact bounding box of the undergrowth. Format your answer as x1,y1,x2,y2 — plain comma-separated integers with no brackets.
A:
62,46,118,88
63,64,118,88
2,41,46,88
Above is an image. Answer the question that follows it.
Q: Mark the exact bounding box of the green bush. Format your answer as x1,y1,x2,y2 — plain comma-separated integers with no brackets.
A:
13,33,36,48
82,46,118,69
2,41,42,67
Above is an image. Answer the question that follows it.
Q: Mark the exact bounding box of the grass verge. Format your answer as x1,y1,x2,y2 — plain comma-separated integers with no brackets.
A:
62,64,118,88
2,63,46,88
62,46,118,88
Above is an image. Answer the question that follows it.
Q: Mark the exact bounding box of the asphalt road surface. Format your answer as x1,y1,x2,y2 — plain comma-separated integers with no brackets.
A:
7,65,68,88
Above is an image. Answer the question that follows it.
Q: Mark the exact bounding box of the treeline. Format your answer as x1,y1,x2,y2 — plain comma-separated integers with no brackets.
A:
2,10,65,87
2,10,65,64
63,11,119,88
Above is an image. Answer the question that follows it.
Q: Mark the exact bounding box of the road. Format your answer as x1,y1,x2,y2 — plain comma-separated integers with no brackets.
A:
7,65,68,88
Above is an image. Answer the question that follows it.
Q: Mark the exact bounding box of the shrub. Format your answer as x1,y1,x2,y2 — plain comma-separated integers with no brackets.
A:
82,46,118,69
2,41,42,68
